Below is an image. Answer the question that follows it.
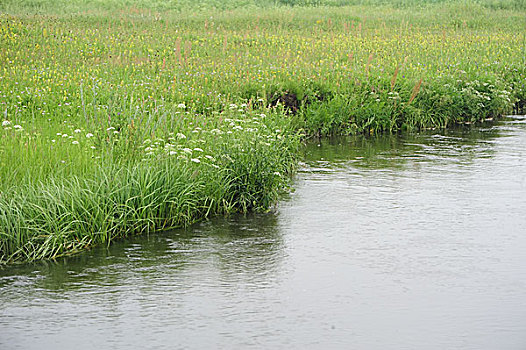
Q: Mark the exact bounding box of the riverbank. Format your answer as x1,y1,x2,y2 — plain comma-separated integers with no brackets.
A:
1,0,525,264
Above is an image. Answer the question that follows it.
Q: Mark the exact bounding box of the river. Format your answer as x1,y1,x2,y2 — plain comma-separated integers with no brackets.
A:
1,116,525,349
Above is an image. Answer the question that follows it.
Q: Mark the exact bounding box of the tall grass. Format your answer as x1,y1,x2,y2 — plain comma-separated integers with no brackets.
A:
0,106,299,263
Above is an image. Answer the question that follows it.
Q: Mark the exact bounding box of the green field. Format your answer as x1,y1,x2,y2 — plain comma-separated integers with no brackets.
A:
1,0,525,263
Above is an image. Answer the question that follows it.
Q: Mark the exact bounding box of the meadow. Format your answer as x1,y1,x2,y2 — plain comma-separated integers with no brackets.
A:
0,0,525,263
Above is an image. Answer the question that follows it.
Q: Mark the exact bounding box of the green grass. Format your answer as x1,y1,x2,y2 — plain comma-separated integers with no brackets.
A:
0,0,525,264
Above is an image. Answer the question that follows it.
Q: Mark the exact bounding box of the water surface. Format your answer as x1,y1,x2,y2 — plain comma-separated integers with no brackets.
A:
1,117,526,349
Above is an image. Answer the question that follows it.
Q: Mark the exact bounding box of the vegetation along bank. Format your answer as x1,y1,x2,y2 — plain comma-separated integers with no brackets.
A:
0,0,525,263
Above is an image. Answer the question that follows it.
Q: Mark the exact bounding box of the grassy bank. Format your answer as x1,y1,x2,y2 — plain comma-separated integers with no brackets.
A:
1,0,525,264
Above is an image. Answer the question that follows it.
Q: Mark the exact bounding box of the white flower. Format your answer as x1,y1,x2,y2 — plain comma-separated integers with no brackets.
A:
113,130,119,134
86,133,94,138
106,126,115,131
14,124,23,130
193,148,203,152
182,147,192,153
51,139,56,143
72,140,79,145
2,120,10,127
74,129,81,133
62,133,68,138
169,150,177,156
90,146,96,149
191,158,201,163
177,103,186,109
176,133,186,139
144,147,153,152
229,104,238,109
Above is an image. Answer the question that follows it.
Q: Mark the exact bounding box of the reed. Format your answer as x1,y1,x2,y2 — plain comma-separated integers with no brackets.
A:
390,63,400,91
407,79,423,105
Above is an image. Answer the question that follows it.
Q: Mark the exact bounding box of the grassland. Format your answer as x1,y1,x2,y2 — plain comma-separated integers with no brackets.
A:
1,0,525,264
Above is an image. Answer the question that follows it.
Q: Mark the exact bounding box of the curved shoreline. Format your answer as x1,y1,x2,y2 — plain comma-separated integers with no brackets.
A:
1,1,525,264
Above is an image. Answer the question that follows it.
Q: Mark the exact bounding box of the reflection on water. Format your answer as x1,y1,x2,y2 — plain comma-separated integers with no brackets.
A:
303,123,501,171
0,212,284,296
1,117,526,349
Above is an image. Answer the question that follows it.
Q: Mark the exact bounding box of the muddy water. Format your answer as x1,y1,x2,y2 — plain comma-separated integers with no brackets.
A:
1,116,526,349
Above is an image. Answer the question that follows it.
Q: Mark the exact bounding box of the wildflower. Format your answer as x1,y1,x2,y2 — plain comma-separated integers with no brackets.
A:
182,147,193,153
169,150,177,156
113,130,119,134
74,129,81,133
106,126,115,131
191,158,201,163
90,146,96,149
176,133,186,139
72,140,79,145
193,147,204,152
177,103,186,109
14,124,23,130
51,139,56,143
2,120,10,127
229,103,238,109
86,133,94,138
62,133,69,138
